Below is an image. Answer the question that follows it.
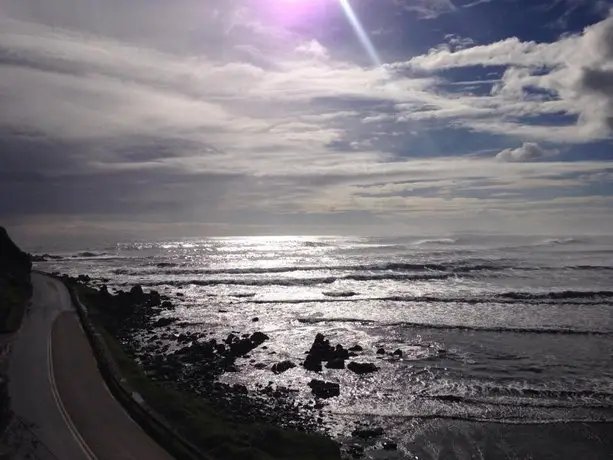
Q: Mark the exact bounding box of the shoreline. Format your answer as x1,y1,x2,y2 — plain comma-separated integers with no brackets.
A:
61,274,343,460
41,261,613,460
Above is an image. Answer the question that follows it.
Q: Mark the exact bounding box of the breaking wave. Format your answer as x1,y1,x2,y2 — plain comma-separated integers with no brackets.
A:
113,261,613,278
413,238,457,246
297,317,611,335
132,272,455,288
537,237,579,246
250,290,613,305
322,291,358,298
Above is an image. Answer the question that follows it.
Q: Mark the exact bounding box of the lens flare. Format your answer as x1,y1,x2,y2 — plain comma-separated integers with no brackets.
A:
339,0,382,67
263,0,326,25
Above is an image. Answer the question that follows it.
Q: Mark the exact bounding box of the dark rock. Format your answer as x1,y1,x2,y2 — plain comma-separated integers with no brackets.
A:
348,345,363,352
177,333,190,344
176,292,184,297
130,285,145,299
382,441,397,451
325,358,345,369
303,354,323,372
225,333,238,344
254,363,267,370
376,347,386,355
161,300,174,309
305,333,350,365
308,379,340,399
229,338,254,356
335,344,349,360
392,349,403,357
348,444,365,458
351,427,384,438
252,317,259,322
149,290,162,306
437,394,463,403
153,317,177,328
308,333,330,358
225,332,269,357
272,360,296,374
347,362,379,374
250,332,269,346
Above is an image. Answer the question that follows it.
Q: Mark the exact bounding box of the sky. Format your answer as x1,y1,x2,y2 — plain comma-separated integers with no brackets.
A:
1,0,613,242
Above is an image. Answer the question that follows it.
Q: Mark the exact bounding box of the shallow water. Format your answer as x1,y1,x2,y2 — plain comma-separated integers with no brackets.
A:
34,234,613,458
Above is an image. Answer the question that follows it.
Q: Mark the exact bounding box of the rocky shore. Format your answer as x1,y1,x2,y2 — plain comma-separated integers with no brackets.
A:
58,274,403,458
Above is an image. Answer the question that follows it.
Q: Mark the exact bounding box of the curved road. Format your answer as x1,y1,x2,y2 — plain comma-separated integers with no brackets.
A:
7,273,174,460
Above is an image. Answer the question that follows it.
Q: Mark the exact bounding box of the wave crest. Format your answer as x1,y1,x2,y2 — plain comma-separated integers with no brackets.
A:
413,238,457,246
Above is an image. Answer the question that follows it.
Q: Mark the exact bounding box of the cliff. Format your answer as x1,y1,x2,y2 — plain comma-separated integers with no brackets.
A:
0,227,32,333
0,227,31,283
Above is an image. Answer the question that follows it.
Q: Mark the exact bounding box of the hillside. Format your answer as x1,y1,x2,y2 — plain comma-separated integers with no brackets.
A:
0,227,32,332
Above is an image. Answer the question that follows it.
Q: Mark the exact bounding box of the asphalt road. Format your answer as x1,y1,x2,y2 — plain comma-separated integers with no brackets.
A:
7,273,174,460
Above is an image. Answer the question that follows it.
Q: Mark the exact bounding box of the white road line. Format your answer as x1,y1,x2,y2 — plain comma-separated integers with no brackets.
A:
47,331,99,460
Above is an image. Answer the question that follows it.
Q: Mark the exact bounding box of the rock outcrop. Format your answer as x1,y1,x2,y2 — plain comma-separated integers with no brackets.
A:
347,362,379,375
308,379,340,399
272,360,296,374
302,333,350,372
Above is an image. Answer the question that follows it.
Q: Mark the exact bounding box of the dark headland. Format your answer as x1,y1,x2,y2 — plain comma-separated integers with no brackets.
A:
0,226,31,333
0,227,33,449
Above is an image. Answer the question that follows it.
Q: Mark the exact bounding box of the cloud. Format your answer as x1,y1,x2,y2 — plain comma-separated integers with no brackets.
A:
579,67,613,130
0,0,612,239
392,0,457,19
295,40,329,60
443,34,476,51
461,0,495,8
495,143,560,162
399,37,564,70
391,12,613,142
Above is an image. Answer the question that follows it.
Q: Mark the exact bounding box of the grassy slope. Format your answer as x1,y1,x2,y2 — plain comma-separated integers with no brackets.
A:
76,285,340,460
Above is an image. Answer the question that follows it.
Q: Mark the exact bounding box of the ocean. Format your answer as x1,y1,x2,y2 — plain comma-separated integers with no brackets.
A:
33,234,613,459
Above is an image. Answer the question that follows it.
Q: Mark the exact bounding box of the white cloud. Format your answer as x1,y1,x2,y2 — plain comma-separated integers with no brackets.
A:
391,13,613,142
496,143,560,162
295,40,329,60
393,0,457,19
462,0,495,8
398,37,570,71
443,34,476,51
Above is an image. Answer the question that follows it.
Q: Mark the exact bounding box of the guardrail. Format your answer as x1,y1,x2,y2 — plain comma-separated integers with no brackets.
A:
64,282,210,460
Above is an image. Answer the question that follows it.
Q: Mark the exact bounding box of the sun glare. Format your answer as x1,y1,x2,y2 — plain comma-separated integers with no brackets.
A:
339,0,382,67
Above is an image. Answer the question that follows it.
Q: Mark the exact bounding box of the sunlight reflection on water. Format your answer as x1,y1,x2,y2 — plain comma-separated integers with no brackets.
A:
35,234,613,456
